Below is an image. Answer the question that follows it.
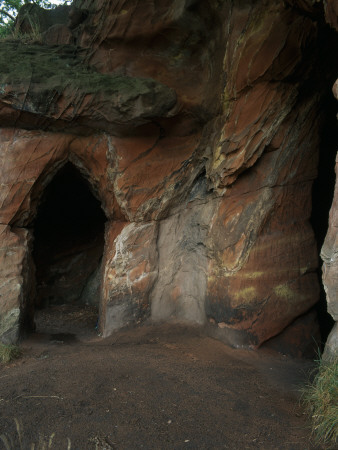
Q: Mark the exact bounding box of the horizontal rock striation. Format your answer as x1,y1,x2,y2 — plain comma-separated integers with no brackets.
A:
0,0,335,353
0,43,177,134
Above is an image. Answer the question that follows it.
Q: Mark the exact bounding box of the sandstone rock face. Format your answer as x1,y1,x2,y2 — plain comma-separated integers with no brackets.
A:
151,178,216,326
321,152,338,359
0,0,334,352
0,43,177,135
261,309,321,359
206,94,321,346
101,221,158,335
0,226,34,344
320,1,338,360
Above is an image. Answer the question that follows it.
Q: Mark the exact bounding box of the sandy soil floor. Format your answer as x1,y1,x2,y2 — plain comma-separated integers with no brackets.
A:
0,306,322,450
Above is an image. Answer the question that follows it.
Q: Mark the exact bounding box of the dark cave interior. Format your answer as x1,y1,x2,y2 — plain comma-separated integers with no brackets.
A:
310,23,338,345
32,162,106,317
311,93,337,345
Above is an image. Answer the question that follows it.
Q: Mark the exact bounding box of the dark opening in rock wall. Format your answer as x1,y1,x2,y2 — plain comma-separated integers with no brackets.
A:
311,93,337,344
310,25,338,345
32,162,106,311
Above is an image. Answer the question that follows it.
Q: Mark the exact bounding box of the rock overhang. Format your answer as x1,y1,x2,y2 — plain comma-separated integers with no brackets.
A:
0,42,177,135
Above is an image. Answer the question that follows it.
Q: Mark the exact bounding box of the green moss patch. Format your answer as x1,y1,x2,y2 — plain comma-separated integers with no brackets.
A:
0,343,22,364
0,42,158,94
0,41,176,127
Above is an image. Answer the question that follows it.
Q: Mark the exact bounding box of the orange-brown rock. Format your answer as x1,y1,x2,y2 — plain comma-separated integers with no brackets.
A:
0,0,335,353
261,309,321,359
0,43,177,135
206,93,321,346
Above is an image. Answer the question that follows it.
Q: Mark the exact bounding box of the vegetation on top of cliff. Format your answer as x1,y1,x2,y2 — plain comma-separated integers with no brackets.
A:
302,357,338,447
0,1,71,37
0,41,176,126
0,41,174,97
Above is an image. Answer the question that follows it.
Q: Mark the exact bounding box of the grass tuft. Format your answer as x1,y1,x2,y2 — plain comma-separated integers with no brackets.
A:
0,419,71,449
302,357,338,447
0,343,22,364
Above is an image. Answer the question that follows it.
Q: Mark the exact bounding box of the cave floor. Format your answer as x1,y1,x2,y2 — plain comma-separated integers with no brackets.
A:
0,317,323,449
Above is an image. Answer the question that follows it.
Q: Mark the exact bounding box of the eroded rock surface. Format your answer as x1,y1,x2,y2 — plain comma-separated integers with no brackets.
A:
321,152,338,359
0,0,336,353
0,43,177,135
319,0,338,359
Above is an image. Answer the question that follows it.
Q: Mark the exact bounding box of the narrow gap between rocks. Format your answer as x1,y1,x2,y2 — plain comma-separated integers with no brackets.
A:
31,162,106,338
310,24,338,347
311,91,336,346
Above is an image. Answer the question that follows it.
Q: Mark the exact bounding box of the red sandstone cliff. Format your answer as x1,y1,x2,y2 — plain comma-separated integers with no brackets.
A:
0,0,336,356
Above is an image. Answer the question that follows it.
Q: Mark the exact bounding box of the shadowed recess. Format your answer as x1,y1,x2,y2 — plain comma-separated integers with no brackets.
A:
32,162,106,313
310,24,338,345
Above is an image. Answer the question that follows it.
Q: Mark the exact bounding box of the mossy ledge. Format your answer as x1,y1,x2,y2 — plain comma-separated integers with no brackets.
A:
0,42,177,132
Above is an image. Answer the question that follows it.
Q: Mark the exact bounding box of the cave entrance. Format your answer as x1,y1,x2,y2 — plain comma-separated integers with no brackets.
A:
31,162,106,337
310,24,338,347
311,90,336,346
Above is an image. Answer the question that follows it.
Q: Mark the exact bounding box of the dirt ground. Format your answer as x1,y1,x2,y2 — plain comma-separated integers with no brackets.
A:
0,306,322,450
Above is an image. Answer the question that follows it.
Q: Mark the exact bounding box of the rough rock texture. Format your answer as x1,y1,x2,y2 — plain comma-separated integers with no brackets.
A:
321,152,338,359
320,0,338,359
151,178,215,326
101,221,158,334
0,0,335,352
0,43,177,135
0,226,34,344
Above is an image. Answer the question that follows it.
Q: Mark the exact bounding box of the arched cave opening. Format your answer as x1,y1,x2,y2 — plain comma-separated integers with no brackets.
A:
31,162,106,336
